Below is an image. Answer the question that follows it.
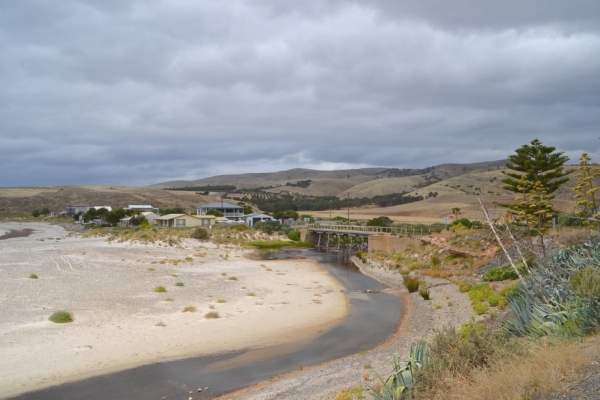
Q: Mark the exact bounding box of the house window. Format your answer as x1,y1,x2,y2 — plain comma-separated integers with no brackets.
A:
176,219,186,227
202,219,210,225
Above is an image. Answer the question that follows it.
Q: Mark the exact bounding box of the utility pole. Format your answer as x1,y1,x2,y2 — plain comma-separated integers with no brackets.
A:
347,192,350,221
330,200,332,221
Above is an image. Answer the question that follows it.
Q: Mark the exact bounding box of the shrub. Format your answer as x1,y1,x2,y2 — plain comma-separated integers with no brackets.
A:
416,325,508,396
191,227,210,240
287,230,301,241
473,301,489,315
419,288,431,300
483,264,529,282
228,276,237,281
488,294,504,307
216,298,226,303
182,306,196,313
49,311,73,323
458,281,472,293
431,254,441,267
205,311,220,319
334,386,363,400
403,276,421,293
175,282,184,287
247,292,256,296
29,273,38,279
153,286,167,293
568,266,600,299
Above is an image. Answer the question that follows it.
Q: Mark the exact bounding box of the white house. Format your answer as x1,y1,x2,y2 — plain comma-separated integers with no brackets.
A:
118,211,160,227
197,202,244,221
244,213,274,227
154,214,216,228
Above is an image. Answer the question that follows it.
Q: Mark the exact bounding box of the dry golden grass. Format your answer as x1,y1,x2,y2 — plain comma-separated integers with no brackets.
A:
426,337,597,400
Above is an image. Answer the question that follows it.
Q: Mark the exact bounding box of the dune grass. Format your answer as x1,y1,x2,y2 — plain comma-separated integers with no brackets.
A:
205,311,220,319
247,240,314,249
182,306,196,313
49,311,73,323
153,286,167,293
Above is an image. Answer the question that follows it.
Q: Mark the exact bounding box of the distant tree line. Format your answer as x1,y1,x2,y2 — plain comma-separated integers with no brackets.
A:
164,185,236,192
236,192,423,213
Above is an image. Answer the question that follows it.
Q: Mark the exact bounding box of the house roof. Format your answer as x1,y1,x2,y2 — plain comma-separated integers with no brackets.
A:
244,213,273,218
197,202,243,209
126,205,154,208
155,214,217,221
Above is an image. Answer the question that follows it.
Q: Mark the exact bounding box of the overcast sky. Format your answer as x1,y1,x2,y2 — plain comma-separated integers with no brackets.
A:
2,1,600,187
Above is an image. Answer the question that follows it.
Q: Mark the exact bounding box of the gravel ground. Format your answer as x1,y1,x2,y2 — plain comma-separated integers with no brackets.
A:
216,257,477,400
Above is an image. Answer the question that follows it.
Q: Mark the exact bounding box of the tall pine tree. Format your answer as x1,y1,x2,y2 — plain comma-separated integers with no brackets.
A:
501,138,571,228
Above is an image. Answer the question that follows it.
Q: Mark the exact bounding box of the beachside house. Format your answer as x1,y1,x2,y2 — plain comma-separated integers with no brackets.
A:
154,214,216,228
197,202,244,221
244,213,274,227
118,212,160,227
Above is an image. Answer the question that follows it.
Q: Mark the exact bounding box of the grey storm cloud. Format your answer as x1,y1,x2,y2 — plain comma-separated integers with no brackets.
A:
1,0,599,186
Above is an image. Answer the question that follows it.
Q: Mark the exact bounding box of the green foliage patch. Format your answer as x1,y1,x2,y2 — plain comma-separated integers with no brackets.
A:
49,311,73,323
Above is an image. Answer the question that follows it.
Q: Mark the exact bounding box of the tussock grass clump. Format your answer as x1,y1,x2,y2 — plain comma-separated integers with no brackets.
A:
29,273,38,279
403,275,421,293
175,282,184,286
416,327,594,400
419,288,431,300
205,311,220,319
182,306,196,313
153,286,167,293
216,298,226,303
247,292,256,296
228,276,237,281
49,311,73,323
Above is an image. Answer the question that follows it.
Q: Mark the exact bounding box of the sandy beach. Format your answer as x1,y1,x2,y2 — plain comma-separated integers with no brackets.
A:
0,223,348,398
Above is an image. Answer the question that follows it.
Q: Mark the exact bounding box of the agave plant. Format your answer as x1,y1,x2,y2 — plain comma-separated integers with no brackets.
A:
370,341,429,400
504,238,600,339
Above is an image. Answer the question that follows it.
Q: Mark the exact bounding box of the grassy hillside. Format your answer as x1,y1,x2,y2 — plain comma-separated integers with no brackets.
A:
0,186,214,215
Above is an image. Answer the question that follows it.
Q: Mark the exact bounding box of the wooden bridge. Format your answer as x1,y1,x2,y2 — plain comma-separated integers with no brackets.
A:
300,224,396,251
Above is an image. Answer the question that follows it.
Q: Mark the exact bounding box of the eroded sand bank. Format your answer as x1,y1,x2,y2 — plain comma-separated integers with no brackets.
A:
0,223,348,398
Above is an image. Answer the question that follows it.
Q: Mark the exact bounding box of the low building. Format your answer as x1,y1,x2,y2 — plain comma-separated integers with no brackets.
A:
154,214,216,228
65,206,90,216
124,205,159,213
244,213,274,227
118,212,160,227
197,202,244,221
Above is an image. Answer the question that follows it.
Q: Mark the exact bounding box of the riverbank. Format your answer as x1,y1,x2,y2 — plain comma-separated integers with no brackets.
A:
0,223,348,399
217,256,476,399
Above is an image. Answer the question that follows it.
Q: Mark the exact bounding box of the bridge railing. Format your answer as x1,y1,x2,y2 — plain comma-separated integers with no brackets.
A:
305,224,398,235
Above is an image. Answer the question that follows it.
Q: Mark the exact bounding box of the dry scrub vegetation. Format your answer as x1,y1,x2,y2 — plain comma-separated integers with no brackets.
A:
356,224,600,400
82,224,289,246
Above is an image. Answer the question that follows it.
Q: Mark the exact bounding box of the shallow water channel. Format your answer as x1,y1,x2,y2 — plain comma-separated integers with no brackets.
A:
14,249,401,400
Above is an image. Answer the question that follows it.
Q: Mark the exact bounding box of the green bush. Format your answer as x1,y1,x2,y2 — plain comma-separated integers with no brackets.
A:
483,264,529,282
49,311,73,323
287,230,301,241
191,227,210,240
29,273,38,279
473,301,489,315
153,286,167,293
